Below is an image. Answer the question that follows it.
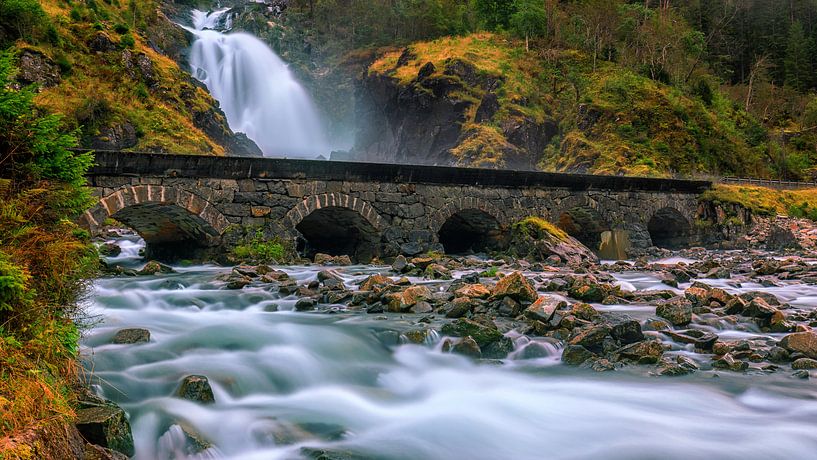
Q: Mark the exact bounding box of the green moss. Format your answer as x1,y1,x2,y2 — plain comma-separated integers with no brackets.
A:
701,184,817,220
512,216,569,241
231,230,293,263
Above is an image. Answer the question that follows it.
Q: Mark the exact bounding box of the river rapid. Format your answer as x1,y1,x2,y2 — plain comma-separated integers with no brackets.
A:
83,234,817,459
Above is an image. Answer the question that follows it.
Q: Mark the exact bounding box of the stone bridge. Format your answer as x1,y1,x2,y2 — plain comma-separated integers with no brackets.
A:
80,152,711,261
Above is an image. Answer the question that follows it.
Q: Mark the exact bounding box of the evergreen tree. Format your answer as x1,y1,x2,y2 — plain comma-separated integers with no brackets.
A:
784,21,811,91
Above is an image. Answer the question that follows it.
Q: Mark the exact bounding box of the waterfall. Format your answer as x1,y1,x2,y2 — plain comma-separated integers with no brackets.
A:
187,9,329,158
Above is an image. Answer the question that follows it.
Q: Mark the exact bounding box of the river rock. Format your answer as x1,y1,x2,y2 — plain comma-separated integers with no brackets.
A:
451,336,482,358
567,277,609,303
614,340,664,364
779,331,817,359
359,274,392,291
656,298,692,326
176,375,215,404
424,263,451,280
743,297,777,319
111,328,150,344
75,405,135,456
712,353,748,371
524,295,567,322
491,271,536,303
441,318,503,347
568,324,611,352
386,285,432,312
391,255,408,273
792,358,817,370
98,242,122,257
607,317,644,345
409,300,433,314
444,297,473,318
454,283,491,299
561,344,594,366
660,329,718,351
137,260,174,276
295,298,316,311
767,225,801,251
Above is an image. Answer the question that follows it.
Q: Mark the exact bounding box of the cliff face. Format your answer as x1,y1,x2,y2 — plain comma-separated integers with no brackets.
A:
351,36,557,169
350,33,770,177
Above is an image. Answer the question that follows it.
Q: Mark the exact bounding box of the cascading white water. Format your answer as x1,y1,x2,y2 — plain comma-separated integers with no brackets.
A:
187,9,329,158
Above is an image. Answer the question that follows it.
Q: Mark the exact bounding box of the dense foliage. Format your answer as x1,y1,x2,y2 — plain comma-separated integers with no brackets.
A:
0,50,96,442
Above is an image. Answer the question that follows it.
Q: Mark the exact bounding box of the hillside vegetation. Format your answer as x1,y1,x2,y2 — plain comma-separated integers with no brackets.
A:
269,0,817,179
1,0,246,154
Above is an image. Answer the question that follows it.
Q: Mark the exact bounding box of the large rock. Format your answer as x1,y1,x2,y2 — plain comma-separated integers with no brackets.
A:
779,332,817,359
441,318,503,347
766,225,801,251
561,344,594,366
111,328,150,344
509,219,599,266
491,271,536,303
614,340,664,364
175,375,215,404
655,298,692,326
16,49,61,88
75,405,135,457
524,295,567,322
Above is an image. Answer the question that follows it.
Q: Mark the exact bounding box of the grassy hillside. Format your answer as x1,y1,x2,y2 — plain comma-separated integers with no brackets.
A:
5,0,234,155
367,33,769,177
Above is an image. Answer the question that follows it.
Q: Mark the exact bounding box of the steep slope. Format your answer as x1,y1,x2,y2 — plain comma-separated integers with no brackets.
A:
353,33,769,177
12,0,260,155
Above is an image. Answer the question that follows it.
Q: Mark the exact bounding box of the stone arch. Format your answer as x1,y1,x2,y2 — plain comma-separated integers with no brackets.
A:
79,185,230,260
282,193,385,262
555,206,611,250
647,207,693,249
430,197,507,254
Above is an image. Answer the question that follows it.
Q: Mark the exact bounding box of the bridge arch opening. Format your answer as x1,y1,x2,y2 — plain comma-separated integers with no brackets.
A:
648,207,692,249
295,207,380,263
82,185,229,262
438,209,504,255
556,207,610,251
109,203,220,261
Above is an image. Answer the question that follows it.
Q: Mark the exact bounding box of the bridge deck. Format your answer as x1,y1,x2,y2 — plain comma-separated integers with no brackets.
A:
86,151,711,193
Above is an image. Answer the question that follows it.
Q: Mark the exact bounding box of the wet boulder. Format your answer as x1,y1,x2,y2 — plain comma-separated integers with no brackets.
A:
524,295,567,323
386,285,432,312
779,331,817,359
742,297,778,319
613,340,664,364
660,329,718,352
567,277,610,303
137,260,175,276
712,353,748,371
441,318,503,347
454,283,491,299
607,316,644,345
792,358,817,370
83,444,129,460
98,242,122,257
568,324,611,353
75,405,134,457
561,344,594,366
111,328,150,344
175,375,215,404
359,274,393,292
656,298,693,326
443,297,474,318
451,336,482,359
491,271,537,303
391,255,408,273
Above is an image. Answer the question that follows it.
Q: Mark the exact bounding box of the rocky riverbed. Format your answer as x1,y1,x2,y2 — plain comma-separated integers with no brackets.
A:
82,231,817,459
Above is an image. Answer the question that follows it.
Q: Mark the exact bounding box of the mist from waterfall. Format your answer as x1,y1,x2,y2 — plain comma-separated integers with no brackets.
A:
188,9,329,158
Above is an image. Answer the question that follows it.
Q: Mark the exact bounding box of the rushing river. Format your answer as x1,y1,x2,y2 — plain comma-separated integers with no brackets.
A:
83,236,817,459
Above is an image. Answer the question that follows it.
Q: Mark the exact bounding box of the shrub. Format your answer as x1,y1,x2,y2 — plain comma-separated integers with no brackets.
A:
119,32,135,49
231,230,292,263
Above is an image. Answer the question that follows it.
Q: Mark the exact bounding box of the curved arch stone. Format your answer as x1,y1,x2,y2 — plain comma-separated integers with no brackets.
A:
429,197,507,235
79,185,230,239
282,192,385,233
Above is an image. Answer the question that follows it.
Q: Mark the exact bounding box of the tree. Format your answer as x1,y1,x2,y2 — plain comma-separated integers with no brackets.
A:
474,0,514,31
509,0,546,51
784,21,811,91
